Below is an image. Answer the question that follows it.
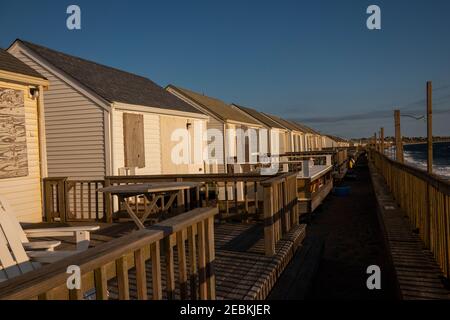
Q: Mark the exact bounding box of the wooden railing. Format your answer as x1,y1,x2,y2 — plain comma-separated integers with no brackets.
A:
282,149,348,171
0,207,218,300
103,173,271,223
370,149,450,279
104,173,300,256
44,174,274,223
43,173,300,257
261,172,299,256
43,178,105,222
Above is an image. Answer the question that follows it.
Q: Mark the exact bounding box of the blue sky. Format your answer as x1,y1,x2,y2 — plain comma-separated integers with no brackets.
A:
1,0,450,138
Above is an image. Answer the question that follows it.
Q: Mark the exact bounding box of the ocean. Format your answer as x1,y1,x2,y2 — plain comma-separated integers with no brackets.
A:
402,141,450,179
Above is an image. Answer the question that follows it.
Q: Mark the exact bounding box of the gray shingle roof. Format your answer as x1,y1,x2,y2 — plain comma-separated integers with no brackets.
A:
167,86,260,125
19,40,202,114
262,113,304,132
291,121,319,134
232,104,286,129
0,48,45,79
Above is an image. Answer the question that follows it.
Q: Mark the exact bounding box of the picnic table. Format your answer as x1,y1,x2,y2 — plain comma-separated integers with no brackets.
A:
98,182,203,229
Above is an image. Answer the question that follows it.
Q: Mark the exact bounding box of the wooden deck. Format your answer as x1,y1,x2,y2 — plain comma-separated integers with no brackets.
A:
369,162,450,300
23,220,306,300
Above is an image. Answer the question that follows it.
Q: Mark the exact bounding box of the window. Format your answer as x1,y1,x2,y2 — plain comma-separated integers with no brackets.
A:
123,113,145,168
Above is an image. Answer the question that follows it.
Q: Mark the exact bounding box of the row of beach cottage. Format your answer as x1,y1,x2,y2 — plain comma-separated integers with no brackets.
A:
0,39,350,224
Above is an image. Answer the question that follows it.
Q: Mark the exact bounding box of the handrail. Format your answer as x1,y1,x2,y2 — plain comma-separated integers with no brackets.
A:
260,172,295,186
0,229,164,300
370,149,450,279
0,206,218,300
42,172,302,258
105,173,269,182
372,151,450,194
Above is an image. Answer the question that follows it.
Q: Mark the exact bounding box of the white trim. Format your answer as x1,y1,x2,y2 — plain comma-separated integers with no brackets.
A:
37,85,48,178
8,42,111,111
113,101,209,119
225,119,264,128
223,122,228,173
104,109,112,176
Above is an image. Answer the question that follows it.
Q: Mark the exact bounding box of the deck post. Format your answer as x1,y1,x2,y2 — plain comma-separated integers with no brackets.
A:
394,110,404,163
60,178,68,223
380,127,384,155
263,184,276,256
205,217,216,299
104,177,113,223
43,179,54,222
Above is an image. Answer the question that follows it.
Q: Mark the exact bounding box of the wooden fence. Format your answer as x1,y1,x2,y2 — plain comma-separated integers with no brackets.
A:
43,177,105,222
43,172,300,256
102,173,270,223
0,207,218,300
282,149,348,177
261,172,299,255
370,149,450,279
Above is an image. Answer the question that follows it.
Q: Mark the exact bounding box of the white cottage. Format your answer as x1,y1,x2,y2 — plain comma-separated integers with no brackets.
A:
0,48,48,222
261,113,307,152
292,121,324,151
166,86,264,173
8,40,208,179
231,104,290,156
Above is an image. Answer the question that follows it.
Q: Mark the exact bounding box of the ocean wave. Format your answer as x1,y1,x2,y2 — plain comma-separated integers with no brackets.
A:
403,151,450,179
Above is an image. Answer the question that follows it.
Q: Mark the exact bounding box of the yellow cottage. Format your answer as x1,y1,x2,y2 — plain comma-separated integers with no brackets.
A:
0,49,48,222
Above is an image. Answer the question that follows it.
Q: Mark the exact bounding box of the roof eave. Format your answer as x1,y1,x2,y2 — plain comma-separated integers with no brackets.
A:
0,69,49,88
112,101,209,119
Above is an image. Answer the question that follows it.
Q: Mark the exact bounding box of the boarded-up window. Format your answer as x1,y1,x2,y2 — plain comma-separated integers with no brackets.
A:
0,88,28,179
123,113,145,168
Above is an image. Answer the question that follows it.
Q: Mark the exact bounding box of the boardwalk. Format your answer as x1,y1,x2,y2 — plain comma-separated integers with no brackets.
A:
370,163,450,300
269,156,398,299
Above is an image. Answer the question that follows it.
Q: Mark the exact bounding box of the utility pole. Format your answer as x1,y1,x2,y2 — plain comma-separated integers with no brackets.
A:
394,110,404,162
427,81,433,174
425,81,433,248
380,127,384,155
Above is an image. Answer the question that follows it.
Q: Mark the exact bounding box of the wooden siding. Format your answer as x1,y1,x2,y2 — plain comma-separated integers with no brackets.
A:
160,115,206,174
112,108,161,175
166,87,224,173
123,113,146,168
205,117,225,173
10,50,106,180
0,80,41,223
0,87,28,178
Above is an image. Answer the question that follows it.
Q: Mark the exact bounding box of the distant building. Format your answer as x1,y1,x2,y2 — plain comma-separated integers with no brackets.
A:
166,86,264,173
231,104,290,156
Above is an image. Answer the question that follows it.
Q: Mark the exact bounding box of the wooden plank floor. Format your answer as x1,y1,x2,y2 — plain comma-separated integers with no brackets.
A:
23,220,306,300
369,163,450,300
271,157,397,300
